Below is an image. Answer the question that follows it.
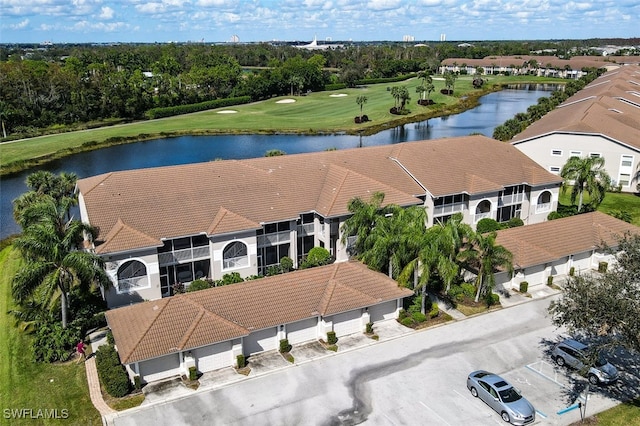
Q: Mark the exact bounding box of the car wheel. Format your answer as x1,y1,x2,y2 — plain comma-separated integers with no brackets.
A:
555,356,566,366
501,411,510,422
588,374,599,385
470,386,478,397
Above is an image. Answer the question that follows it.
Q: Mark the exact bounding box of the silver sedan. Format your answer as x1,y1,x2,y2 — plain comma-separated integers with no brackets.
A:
466,370,536,425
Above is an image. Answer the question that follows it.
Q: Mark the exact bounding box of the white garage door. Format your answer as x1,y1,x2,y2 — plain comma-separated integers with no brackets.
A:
244,327,278,355
332,310,362,337
193,341,233,372
139,353,181,383
369,300,397,322
287,317,318,345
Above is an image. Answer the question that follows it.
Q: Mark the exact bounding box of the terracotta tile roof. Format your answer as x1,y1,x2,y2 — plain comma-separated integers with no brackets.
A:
78,136,560,254
105,261,413,363
495,211,640,269
95,219,161,254
440,55,626,70
512,66,640,150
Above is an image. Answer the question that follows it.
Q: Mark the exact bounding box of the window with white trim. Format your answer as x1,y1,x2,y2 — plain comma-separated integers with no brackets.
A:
551,149,562,156
117,260,149,293
550,166,560,173
589,152,601,158
618,173,631,186
223,241,248,270
621,155,634,168
570,150,582,157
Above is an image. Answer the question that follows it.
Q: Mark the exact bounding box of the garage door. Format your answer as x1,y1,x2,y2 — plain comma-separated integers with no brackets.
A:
369,300,397,322
139,353,181,383
332,310,362,337
244,327,278,356
193,341,233,372
287,317,318,345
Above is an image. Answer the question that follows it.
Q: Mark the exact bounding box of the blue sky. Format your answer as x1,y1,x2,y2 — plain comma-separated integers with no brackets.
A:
1,0,638,44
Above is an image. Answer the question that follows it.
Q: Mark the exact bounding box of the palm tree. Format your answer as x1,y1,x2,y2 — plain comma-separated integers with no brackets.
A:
12,197,111,328
361,205,426,279
356,95,368,121
14,171,79,225
340,192,387,256
435,213,473,292
560,156,611,212
463,231,513,303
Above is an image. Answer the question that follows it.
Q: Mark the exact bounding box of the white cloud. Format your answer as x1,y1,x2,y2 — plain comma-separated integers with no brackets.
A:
368,0,402,11
99,6,114,19
10,18,29,29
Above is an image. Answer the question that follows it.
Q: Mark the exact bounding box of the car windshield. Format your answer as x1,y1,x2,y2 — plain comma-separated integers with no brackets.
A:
499,387,523,403
594,355,608,367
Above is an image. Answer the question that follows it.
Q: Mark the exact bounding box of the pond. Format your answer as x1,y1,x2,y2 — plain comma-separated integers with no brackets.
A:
0,84,556,239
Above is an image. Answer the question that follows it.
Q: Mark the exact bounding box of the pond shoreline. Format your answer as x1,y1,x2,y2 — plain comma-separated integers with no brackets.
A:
0,84,510,177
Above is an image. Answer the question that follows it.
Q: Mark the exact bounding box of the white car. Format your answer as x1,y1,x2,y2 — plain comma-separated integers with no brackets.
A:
552,338,618,385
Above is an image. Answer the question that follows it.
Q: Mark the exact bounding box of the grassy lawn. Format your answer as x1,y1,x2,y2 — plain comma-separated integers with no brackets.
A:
0,75,562,175
588,399,640,425
0,246,102,425
559,190,640,227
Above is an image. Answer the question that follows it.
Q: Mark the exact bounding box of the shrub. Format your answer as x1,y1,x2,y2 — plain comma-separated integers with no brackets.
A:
476,218,501,234
96,344,131,398
487,293,500,306
327,331,337,345
428,303,439,319
401,317,415,327
188,366,198,381
32,321,80,363
145,96,251,119
598,261,608,273
236,354,246,369
365,322,374,334
398,309,408,321
134,375,142,391
547,276,554,286
507,217,524,228
106,330,115,345
279,339,292,353
186,279,211,292
411,312,427,323
280,256,294,273
519,281,529,293
569,266,575,276
461,282,476,298
300,247,332,269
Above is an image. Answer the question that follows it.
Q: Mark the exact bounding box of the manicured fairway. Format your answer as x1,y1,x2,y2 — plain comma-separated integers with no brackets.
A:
0,75,562,174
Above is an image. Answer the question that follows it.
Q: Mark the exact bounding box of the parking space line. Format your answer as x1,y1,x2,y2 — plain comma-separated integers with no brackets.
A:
536,409,548,418
383,413,398,425
419,400,453,426
525,361,587,402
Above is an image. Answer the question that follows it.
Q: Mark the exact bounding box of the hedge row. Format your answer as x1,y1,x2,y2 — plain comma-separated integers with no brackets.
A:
145,96,252,119
96,344,132,398
355,74,417,85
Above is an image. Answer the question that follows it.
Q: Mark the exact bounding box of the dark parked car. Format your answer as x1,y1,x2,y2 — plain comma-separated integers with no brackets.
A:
466,370,536,425
551,338,618,385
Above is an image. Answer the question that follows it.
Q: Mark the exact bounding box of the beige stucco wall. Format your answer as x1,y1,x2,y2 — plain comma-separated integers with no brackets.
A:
103,248,162,307
211,231,258,279
513,134,639,192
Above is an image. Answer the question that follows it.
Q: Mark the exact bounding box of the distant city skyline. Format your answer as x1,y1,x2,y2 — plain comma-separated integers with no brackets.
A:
1,0,638,44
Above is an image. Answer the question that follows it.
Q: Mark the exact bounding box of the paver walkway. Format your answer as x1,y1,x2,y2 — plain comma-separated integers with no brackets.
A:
85,356,116,416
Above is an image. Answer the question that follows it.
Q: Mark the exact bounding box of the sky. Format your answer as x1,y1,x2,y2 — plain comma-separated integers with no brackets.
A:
1,0,638,44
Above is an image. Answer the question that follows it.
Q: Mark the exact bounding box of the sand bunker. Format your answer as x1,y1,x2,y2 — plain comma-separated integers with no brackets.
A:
217,110,238,114
330,93,348,97
276,99,296,104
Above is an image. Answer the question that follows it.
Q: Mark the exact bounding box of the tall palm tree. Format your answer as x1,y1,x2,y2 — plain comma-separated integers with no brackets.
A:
463,231,513,303
435,214,473,292
14,171,79,225
356,95,368,120
12,197,110,328
340,192,387,256
560,156,611,212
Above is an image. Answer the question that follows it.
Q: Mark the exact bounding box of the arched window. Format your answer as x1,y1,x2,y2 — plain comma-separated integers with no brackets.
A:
474,200,492,223
223,241,248,269
117,260,148,293
536,191,552,213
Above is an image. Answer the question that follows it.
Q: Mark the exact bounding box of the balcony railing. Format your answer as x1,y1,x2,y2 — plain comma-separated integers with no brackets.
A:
223,255,249,270
433,202,465,217
499,192,525,206
297,223,315,237
535,202,551,214
258,230,290,247
117,276,148,293
158,246,210,266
